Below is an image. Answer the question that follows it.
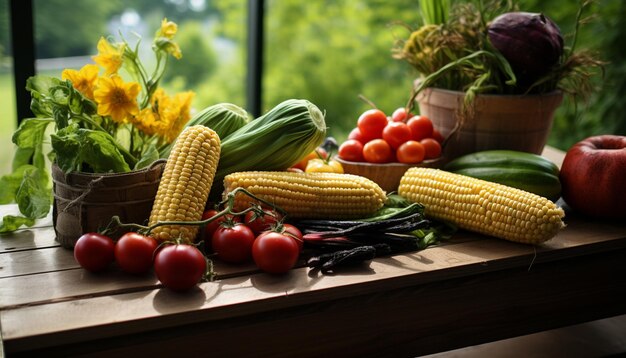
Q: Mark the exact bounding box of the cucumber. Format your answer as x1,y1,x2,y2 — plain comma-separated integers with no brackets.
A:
452,167,562,201
444,150,562,200
444,150,560,176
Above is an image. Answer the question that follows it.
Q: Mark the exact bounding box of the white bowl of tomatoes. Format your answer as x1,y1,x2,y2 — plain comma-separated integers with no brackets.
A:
336,107,444,192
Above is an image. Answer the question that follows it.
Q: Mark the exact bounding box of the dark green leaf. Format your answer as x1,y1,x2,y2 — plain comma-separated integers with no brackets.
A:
82,130,131,173
135,143,159,170
16,167,51,219
50,124,82,172
0,215,36,233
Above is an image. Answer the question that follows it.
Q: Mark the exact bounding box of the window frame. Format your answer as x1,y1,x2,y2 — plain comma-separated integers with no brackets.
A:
8,0,265,122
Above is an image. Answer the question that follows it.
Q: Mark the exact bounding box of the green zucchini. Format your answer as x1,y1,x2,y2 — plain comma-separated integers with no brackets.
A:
209,99,327,199
444,150,559,176
452,167,562,201
160,103,249,158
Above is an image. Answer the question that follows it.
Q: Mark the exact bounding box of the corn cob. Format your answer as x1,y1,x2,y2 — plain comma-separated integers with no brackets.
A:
223,171,386,219
398,168,565,244
149,125,221,242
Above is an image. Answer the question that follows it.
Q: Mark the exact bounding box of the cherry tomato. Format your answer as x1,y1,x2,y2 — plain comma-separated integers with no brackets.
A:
154,244,207,291
305,158,344,173
348,127,368,144
259,223,304,251
382,121,412,150
114,232,158,274
282,223,304,251
363,138,393,163
74,232,115,272
252,232,300,274
396,140,426,164
338,139,365,162
357,109,388,142
421,138,442,159
292,148,328,171
201,209,240,244
244,209,283,235
391,107,411,122
212,223,256,263
432,128,445,143
407,115,434,141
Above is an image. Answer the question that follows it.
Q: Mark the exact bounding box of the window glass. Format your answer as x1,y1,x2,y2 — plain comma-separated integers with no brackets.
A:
32,0,247,109
264,0,420,141
0,0,16,175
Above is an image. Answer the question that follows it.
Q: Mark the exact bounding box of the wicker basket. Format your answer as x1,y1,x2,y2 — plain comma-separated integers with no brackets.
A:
336,157,442,193
51,161,166,249
416,88,563,163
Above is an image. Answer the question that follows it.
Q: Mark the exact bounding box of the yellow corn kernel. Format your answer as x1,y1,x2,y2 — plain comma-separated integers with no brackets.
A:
223,171,386,219
398,168,565,244
149,125,220,242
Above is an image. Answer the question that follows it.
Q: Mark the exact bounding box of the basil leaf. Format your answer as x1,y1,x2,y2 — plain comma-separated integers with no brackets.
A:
0,215,36,233
135,143,159,170
82,130,132,173
12,147,34,172
0,165,38,204
26,75,59,97
50,124,82,172
16,166,51,219
12,118,52,170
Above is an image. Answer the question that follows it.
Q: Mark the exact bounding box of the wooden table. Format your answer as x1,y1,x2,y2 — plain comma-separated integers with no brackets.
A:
2,148,625,358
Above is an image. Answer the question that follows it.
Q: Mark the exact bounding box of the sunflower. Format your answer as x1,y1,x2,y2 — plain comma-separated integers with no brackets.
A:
93,75,141,123
92,37,125,75
159,18,178,39
61,64,99,100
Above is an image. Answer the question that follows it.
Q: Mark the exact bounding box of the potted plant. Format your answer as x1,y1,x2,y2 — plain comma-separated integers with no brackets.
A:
393,0,603,161
0,19,194,247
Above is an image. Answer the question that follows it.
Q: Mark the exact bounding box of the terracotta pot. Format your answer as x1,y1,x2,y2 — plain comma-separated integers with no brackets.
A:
51,161,165,248
416,88,563,162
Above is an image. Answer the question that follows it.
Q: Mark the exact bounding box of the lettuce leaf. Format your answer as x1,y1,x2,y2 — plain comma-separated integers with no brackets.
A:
16,166,51,219
0,215,36,233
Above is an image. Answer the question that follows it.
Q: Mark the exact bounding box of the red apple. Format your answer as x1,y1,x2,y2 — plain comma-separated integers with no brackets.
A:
560,135,626,220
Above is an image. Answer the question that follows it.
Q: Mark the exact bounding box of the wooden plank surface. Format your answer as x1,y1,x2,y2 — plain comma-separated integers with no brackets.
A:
2,146,626,356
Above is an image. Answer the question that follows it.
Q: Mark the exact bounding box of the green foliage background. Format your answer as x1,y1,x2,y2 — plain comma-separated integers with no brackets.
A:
0,0,624,177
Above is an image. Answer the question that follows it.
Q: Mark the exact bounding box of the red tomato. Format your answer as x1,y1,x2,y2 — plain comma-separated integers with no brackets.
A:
396,140,426,164
74,232,115,272
432,128,445,143
252,232,300,274
201,209,240,243
363,139,393,163
338,139,365,162
382,121,412,150
244,209,283,235
212,224,256,263
421,138,442,159
259,223,304,251
292,148,328,171
115,232,158,274
407,115,434,141
357,109,388,142
348,127,368,144
391,107,410,122
282,223,304,251
154,244,207,291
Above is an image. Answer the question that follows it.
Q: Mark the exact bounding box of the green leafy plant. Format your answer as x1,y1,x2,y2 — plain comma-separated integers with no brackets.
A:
0,19,193,232
393,0,604,110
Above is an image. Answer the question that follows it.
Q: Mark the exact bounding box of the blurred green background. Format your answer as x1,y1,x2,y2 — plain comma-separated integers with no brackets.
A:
1,0,624,176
